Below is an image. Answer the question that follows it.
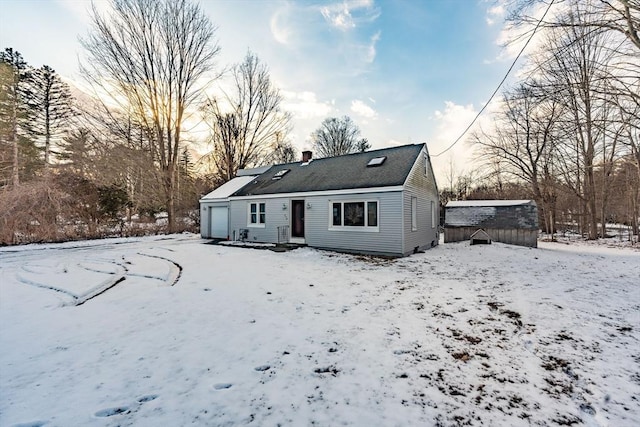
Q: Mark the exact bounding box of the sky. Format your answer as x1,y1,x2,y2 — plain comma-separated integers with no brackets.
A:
0,0,518,183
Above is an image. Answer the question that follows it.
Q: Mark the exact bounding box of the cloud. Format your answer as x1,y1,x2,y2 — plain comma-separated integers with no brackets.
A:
350,99,377,119
268,1,381,77
365,31,381,63
345,30,382,68
428,101,484,183
270,7,293,44
486,4,505,26
491,1,563,62
320,0,379,31
321,4,355,30
282,91,334,119
432,101,477,146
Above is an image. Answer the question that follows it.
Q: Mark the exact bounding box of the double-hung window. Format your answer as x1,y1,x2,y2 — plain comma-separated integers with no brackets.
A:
249,202,266,227
411,197,418,231
330,200,379,231
431,201,436,228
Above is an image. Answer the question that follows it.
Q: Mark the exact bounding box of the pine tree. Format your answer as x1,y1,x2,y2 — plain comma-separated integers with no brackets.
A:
0,48,33,187
31,65,75,168
58,128,94,176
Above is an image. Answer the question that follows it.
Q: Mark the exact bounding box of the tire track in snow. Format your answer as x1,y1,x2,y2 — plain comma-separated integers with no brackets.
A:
13,248,183,305
16,268,126,306
136,252,182,286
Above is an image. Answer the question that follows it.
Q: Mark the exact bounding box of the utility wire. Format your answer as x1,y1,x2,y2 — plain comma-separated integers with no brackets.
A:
431,0,556,157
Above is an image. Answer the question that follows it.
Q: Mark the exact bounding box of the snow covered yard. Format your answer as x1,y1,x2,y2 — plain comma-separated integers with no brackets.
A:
1,235,638,427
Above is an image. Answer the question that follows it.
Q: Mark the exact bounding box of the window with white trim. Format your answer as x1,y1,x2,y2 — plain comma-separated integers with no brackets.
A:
330,200,378,230
411,197,417,231
431,201,436,228
248,202,266,226
424,153,429,176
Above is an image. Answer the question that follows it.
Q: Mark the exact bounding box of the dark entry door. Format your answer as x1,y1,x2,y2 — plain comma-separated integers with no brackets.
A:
292,200,305,238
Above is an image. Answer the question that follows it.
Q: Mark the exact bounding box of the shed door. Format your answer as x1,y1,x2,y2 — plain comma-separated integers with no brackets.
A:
210,207,229,239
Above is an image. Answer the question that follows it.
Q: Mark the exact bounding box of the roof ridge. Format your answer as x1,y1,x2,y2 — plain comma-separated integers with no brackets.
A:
270,143,424,167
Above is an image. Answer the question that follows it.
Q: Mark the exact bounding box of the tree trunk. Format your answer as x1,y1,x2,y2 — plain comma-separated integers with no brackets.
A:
10,91,19,187
44,102,51,168
586,168,599,239
165,164,176,233
631,179,639,236
12,134,19,187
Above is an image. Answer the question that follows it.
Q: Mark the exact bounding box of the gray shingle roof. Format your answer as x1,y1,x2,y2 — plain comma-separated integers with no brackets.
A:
233,143,425,197
444,201,538,229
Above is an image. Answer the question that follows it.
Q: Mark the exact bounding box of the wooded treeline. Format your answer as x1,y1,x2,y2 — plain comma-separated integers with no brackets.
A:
445,0,639,240
0,0,375,246
4,0,636,246
0,0,298,245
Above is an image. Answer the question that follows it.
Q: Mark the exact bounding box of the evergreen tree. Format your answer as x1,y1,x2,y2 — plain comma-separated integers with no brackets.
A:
0,48,34,187
31,65,75,168
58,128,94,176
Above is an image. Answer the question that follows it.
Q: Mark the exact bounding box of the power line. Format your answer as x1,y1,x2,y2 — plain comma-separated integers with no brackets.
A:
431,0,556,157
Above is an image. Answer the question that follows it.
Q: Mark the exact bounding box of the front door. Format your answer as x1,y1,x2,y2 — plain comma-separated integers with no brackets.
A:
291,200,305,239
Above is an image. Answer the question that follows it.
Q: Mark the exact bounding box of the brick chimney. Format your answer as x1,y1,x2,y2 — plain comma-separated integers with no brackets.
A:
302,151,312,162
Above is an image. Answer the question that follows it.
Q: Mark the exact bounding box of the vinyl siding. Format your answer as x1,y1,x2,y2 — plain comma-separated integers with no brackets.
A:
402,150,440,254
305,191,403,256
200,200,229,238
229,191,404,255
229,198,289,243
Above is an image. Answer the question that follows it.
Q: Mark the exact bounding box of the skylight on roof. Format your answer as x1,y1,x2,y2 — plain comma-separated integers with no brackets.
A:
272,169,290,180
367,156,386,167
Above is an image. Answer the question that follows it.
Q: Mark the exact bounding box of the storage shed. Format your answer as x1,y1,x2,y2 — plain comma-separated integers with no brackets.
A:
444,200,538,248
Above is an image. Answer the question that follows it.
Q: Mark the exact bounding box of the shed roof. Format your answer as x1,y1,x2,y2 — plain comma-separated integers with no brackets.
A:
200,175,258,201
233,143,425,197
444,200,538,229
446,200,535,207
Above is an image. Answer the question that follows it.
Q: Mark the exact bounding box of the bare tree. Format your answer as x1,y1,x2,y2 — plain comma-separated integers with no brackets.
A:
608,76,640,180
546,22,620,238
311,116,368,158
66,103,167,219
469,1,640,238
203,51,291,182
80,0,220,232
472,82,562,234
508,0,640,51
508,0,640,112
266,132,297,164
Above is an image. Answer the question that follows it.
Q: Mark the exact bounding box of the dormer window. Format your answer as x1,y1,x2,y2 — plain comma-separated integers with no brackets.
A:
367,156,386,167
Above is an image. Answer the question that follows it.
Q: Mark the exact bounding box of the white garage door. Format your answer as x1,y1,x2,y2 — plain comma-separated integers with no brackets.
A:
210,207,229,239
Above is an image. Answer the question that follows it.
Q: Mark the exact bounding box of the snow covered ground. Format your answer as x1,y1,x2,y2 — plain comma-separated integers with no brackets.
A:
1,234,638,427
